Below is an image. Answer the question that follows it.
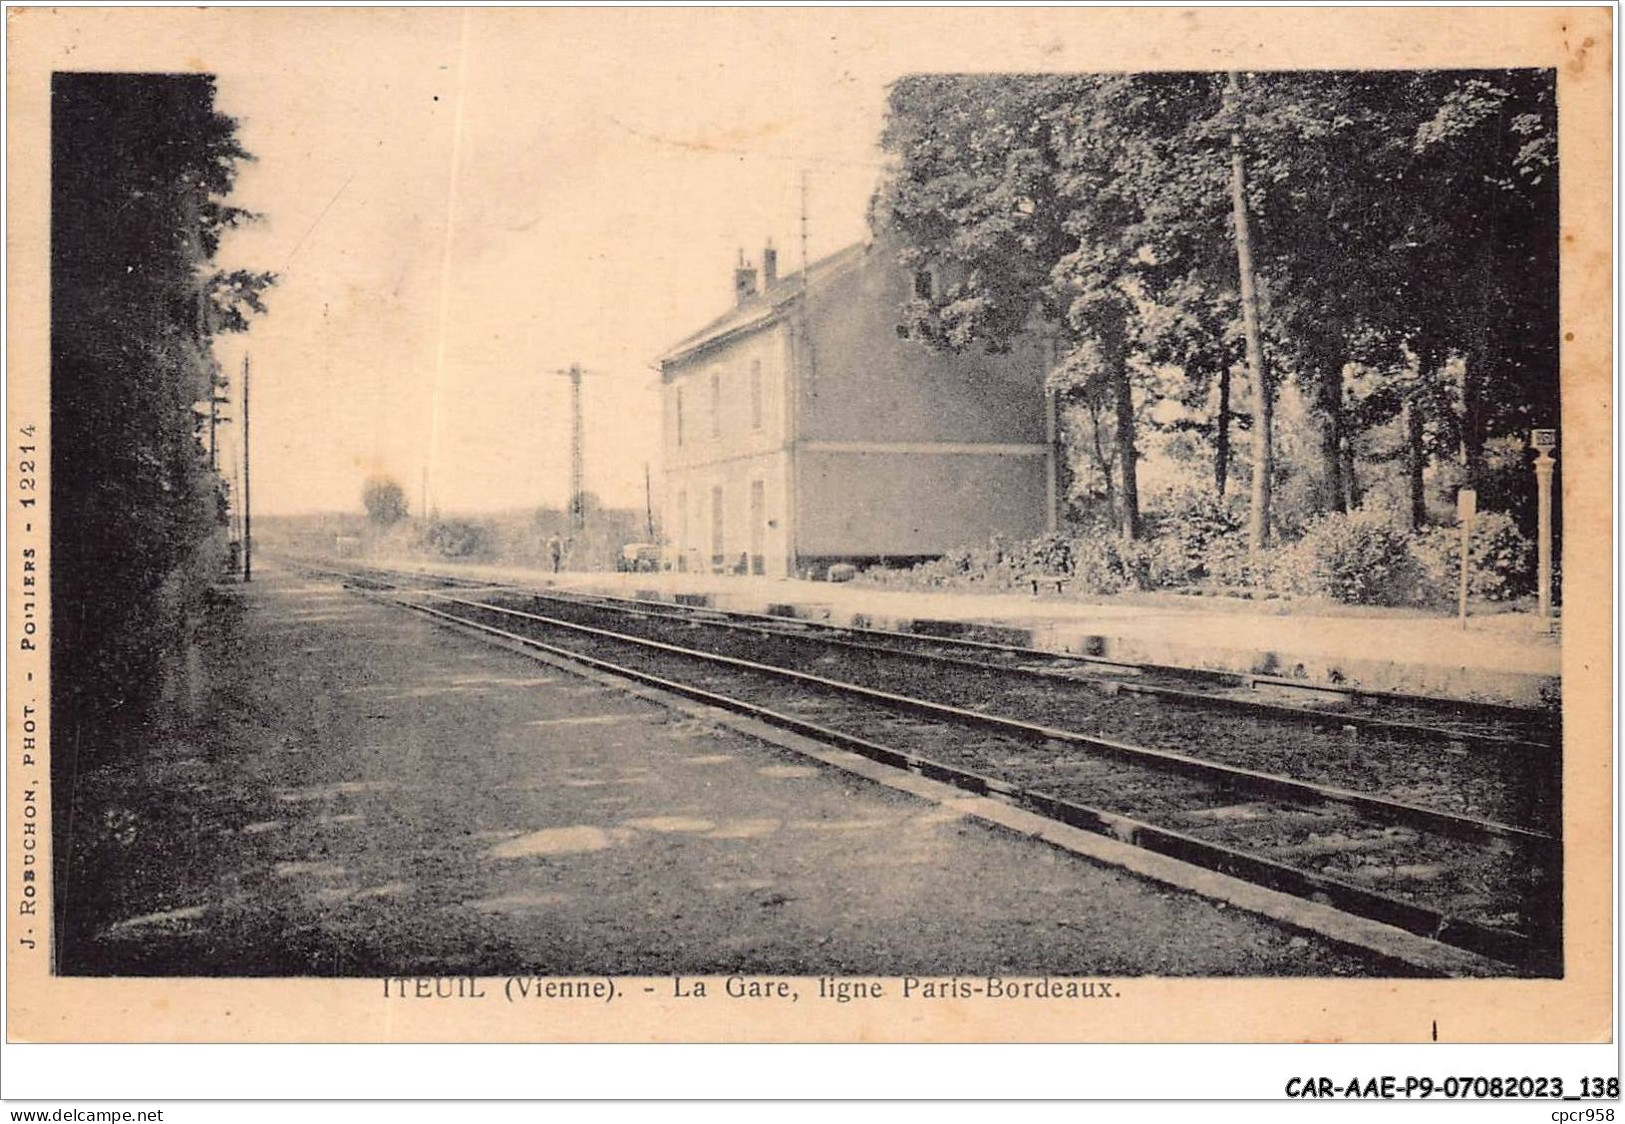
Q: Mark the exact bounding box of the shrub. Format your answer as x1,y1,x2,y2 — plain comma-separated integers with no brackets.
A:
938,547,974,576
860,531,1146,595
970,536,1017,585
1412,511,1535,603
1202,535,1258,588
1273,510,1424,605
862,538,1012,589
1013,532,1075,577
1142,489,1248,587
427,518,488,559
1067,535,1150,594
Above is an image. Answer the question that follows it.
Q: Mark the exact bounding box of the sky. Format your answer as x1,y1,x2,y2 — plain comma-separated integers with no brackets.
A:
205,9,894,516
33,7,1577,518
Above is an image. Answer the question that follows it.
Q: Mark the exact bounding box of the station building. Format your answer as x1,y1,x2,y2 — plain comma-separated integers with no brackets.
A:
656,239,1057,578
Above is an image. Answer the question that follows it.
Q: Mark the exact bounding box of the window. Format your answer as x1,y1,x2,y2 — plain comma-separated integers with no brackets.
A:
675,388,684,447
750,360,763,431
710,372,722,439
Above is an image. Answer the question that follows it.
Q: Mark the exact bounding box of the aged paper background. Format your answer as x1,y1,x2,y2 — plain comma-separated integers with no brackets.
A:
5,5,1613,1045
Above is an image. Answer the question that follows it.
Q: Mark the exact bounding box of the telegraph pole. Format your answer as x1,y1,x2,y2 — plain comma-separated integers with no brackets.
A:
242,352,253,582
644,462,655,540
569,362,584,532
799,170,810,287
544,364,598,533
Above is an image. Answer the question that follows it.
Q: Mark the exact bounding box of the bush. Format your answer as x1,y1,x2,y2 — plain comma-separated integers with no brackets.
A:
1273,510,1424,605
1066,535,1150,594
1196,531,1257,587
427,518,488,559
1142,489,1248,587
858,531,1146,594
1412,511,1535,603
869,538,1010,588
861,502,1538,611
1012,532,1075,577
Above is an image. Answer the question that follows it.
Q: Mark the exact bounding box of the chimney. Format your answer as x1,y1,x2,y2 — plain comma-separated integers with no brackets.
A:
762,240,778,288
733,248,758,306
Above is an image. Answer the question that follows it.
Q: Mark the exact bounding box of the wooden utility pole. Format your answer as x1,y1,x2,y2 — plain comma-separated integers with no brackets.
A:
242,352,253,582
1227,71,1272,555
799,171,810,291
545,364,602,533
568,363,584,531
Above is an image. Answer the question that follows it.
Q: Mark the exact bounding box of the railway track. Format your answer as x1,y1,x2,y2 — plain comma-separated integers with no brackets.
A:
571,592,1556,751
300,559,1559,753
501,588,1560,811
297,559,1562,975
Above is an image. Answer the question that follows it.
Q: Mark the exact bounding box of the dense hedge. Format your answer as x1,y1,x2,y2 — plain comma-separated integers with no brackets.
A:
51,75,268,751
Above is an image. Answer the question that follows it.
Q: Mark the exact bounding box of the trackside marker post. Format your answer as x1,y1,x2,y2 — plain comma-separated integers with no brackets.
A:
1531,429,1557,631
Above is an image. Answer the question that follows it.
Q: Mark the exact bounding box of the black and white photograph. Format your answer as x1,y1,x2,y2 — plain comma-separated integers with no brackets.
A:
5,4,1614,1069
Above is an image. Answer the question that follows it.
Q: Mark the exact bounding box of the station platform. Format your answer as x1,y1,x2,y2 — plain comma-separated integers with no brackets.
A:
380,558,1562,707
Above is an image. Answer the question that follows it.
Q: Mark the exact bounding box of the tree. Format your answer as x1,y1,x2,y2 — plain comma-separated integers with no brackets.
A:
1393,71,1558,490
1237,69,1556,514
52,73,274,751
1224,72,1273,549
871,70,1556,556
877,77,1125,537
52,74,274,961
362,476,409,527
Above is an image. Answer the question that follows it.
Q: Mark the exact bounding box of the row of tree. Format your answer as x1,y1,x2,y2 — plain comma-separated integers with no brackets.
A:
52,74,273,751
872,69,1557,548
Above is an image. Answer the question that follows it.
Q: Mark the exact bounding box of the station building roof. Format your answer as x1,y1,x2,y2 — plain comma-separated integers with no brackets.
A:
656,241,869,372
